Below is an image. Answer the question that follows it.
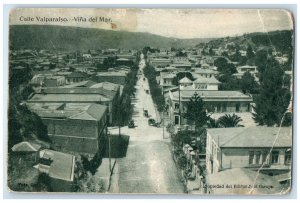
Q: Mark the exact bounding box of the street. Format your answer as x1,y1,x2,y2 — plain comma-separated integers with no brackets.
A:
109,54,185,194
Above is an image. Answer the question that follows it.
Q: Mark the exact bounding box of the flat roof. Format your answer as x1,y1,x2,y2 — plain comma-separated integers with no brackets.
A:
207,126,292,148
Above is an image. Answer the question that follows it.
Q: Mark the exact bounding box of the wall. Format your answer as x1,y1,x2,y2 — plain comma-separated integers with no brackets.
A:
95,75,126,85
44,119,98,138
221,148,289,170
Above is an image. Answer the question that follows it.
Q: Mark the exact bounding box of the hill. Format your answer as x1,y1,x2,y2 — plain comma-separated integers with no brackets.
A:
198,30,293,54
9,25,212,50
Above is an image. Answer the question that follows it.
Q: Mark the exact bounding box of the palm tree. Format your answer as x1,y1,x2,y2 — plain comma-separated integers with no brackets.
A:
218,114,244,127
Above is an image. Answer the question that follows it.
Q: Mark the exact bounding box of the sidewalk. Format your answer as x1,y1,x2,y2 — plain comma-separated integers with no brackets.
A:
94,158,116,192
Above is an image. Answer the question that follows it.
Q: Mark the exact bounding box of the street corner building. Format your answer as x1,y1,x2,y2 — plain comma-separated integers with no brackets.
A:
205,127,292,195
26,102,108,157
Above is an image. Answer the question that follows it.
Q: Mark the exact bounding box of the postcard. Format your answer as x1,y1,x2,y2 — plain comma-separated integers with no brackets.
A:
7,8,293,195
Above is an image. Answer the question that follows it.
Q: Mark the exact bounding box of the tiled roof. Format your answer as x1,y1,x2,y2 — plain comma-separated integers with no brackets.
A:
179,77,192,83
207,127,292,148
27,102,107,121
12,141,41,152
193,75,221,84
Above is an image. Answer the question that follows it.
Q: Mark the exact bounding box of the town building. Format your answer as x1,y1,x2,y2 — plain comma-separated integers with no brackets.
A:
205,127,292,194
167,89,253,125
149,58,171,68
65,72,89,84
27,102,108,156
233,65,258,80
34,149,75,192
92,71,128,85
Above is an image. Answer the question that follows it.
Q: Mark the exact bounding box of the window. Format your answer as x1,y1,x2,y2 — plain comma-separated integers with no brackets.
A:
255,151,261,164
271,151,279,164
174,103,179,109
285,149,291,165
262,151,268,165
249,151,254,165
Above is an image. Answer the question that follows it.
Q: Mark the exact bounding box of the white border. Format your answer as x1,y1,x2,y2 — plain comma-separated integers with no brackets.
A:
1,1,299,202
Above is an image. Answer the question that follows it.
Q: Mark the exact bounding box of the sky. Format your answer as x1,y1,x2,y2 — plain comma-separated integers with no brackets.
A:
10,8,293,39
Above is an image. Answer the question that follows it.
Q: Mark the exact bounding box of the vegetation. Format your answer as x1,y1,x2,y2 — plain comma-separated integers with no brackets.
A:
171,72,194,86
252,56,291,126
10,25,210,50
240,71,259,94
8,66,50,149
218,114,244,127
184,92,210,128
143,64,165,112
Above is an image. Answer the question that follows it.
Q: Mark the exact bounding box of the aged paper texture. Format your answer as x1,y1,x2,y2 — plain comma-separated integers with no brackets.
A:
8,8,293,195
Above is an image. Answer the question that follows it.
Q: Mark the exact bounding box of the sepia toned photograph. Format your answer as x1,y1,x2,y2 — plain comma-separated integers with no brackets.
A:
7,8,293,195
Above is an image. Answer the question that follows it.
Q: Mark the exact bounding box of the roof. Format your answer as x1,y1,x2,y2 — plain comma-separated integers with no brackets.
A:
207,127,292,148
12,141,41,152
39,87,116,99
171,90,253,102
96,71,127,77
179,77,192,83
193,68,218,74
90,81,120,91
29,93,110,103
206,168,285,195
193,75,221,84
161,73,176,79
38,149,75,181
69,103,107,120
27,102,107,121
61,80,96,88
66,72,88,78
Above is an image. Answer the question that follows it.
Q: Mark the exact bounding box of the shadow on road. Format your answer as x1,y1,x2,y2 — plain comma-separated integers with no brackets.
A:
102,135,130,158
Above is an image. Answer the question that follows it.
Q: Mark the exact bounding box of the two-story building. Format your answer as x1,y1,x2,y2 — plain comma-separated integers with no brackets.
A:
27,102,108,157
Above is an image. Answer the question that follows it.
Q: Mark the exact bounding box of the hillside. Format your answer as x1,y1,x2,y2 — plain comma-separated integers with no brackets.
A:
198,30,294,54
9,25,211,50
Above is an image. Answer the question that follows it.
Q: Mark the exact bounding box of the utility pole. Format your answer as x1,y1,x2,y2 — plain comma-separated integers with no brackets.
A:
178,76,181,126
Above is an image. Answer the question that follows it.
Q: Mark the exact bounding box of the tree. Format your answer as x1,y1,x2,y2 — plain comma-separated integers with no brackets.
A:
252,58,291,126
184,92,210,128
171,72,194,86
246,45,255,59
218,114,244,127
240,71,259,94
214,57,237,75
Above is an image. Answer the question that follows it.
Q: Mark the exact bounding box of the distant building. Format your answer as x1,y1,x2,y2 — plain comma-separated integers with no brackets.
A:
30,74,66,87
66,72,89,84
149,58,171,68
167,90,253,125
233,65,258,81
27,103,108,156
192,76,220,90
93,71,128,85
34,149,75,192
